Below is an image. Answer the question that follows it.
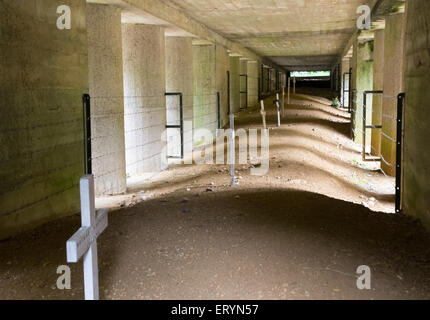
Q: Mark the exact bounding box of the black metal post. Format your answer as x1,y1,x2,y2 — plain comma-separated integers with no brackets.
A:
165,92,184,159
258,77,261,101
342,72,348,108
217,92,221,129
227,71,231,115
82,94,92,175
363,91,367,161
261,65,264,93
396,93,405,213
240,74,248,110
246,75,248,109
350,89,355,140
348,68,353,113
361,91,384,161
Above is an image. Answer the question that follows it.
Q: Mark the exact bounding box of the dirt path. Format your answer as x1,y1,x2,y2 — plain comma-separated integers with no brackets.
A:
1,91,430,300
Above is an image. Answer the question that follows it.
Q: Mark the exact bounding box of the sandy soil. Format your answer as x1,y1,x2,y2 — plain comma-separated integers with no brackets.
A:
1,90,430,300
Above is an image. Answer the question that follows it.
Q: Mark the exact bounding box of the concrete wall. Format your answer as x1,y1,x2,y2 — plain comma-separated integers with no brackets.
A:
192,44,230,146
193,45,217,145
122,24,167,177
371,29,385,157
248,61,260,109
403,0,430,230
165,37,194,158
0,0,88,239
87,4,126,196
240,59,248,109
229,56,240,114
381,13,406,176
352,40,374,146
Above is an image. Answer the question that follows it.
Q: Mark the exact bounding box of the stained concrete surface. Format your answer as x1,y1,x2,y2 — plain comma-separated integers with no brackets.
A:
381,13,406,176
403,0,430,231
122,24,167,176
1,90,429,300
87,3,127,196
160,0,377,62
0,0,88,240
371,29,385,158
166,37,194,158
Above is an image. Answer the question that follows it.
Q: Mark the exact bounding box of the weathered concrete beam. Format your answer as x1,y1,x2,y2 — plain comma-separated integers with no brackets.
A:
87,0,285,71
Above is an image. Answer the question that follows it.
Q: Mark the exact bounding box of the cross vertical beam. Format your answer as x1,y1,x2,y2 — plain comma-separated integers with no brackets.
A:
66,175,108,300
230,113,236,187
260,100,267,130
80,176,98,300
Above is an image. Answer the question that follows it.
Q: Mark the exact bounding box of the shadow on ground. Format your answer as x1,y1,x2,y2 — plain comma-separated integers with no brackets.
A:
1,188,429,300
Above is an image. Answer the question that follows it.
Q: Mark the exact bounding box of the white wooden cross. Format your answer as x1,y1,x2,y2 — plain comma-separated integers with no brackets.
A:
66,175,108,300
293,76,296,94
260,100,267,130
275,93,281,127
229,113,236,187
282,86,286,118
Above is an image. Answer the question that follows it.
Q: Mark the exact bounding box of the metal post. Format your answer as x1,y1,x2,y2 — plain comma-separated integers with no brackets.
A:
179,94,184,159
217,92,221,129
362,92,367,161
83,94,92,175
165,93,184,159
348,68,352,113
342,72,347,107
245,75,248,109
240,74,248,110
227,71,231,115
350,89,355,139
396,93,405,214
362,91,383,161
258,77,261,101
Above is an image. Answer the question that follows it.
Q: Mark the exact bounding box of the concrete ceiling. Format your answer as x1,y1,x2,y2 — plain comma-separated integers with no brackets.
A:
160,0,377,70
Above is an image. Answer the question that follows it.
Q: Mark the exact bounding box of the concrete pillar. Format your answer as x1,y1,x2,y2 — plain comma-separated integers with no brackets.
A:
240,59,248,109
87,4,126,196
165,37,194,158
381,13,406,176
247,61,259,108
403,0,430,229
193,44,217,145
0,0,88,239
229,56,240,114
122,24,167,177
371,29,385,157
351,39,374,146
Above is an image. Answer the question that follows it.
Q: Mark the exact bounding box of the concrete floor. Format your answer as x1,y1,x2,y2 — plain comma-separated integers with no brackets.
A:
1,90,429,300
